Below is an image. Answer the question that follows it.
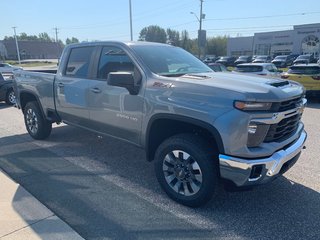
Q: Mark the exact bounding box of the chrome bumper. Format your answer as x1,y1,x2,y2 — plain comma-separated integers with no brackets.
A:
219,130,307,187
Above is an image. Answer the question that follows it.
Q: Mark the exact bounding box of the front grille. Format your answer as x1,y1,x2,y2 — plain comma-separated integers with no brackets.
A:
264,113,302,142
264,95,304,143
276,96,303,112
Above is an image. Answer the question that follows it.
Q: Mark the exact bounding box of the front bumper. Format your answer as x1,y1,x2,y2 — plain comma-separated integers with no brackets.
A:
219,130,307,187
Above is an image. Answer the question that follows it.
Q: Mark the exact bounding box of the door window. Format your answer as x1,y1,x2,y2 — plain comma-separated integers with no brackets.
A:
65,47,95,78
97,46,141,83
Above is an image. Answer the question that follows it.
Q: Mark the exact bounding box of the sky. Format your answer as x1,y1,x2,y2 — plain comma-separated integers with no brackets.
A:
1,0,320,43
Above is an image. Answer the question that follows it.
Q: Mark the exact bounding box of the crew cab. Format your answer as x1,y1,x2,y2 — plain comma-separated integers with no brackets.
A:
13,41,307,207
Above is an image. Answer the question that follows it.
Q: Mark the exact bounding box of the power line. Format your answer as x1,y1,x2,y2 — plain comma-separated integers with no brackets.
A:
204,11,320,22
168,11,320,30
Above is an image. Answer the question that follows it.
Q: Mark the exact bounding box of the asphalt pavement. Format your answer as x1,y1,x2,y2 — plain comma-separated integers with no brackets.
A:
0,101,319,240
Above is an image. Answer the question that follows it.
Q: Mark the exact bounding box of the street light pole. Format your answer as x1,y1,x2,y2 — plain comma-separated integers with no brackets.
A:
12,27,21,64
199,0,203,33
129,0,133,41
191,0,205,58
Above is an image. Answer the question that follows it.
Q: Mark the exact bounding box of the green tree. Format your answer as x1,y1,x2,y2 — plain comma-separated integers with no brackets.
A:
66,37,80,45
166,28,180,46
38,32,53,42
206,36,227,56
139,25,167,43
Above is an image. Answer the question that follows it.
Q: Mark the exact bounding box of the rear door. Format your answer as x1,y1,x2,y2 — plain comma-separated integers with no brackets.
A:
55,46,96,127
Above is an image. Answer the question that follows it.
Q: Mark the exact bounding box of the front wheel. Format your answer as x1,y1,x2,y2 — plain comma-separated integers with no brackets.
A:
24,101,52,140
154,134,218,207
5,88,16,105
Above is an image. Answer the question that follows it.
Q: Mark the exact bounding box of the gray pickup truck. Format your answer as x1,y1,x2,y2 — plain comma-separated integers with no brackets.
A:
14,41,307,207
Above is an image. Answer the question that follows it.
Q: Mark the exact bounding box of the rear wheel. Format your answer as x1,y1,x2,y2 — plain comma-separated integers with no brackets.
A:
5,88,16,105
24,101,52,140
154,134,218,207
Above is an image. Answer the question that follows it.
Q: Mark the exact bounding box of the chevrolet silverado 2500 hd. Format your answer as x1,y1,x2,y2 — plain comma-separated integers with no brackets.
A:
13,41,307,207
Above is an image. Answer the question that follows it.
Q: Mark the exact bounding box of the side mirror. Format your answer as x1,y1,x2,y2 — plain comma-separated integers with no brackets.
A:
107,72,138,95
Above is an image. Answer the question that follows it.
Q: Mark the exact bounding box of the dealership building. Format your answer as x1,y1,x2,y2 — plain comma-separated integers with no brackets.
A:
227,23,320,58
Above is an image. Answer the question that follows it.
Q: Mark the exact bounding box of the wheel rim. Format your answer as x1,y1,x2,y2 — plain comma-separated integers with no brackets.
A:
162,150,203,196
26,109,38,135
8,91,16,104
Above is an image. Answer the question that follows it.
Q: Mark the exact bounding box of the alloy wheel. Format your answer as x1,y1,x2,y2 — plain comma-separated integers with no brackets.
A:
162,150,203,196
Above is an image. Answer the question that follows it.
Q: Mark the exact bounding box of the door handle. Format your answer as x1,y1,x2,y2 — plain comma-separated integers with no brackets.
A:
57,82,64,88
91,88,101,93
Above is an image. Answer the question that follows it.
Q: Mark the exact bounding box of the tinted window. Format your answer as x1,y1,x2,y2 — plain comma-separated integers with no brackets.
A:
235,65,263,72
288,66,320,75
65,47,95,78
98,46,134,80
132,45,212,76
275,56,287,60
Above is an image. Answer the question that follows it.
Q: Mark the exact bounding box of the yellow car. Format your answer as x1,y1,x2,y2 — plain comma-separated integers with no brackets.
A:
281,64,320,93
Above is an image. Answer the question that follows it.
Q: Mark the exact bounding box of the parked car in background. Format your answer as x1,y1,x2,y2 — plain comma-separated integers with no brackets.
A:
293,54,315,65
234,55,252,65
252,55,272,63
215,56,236,67
203,56,218,64
207,63,228,72
233,63,281,77
0,63,22,73
281,64,320,97
0,73,16,105
271,55,295,68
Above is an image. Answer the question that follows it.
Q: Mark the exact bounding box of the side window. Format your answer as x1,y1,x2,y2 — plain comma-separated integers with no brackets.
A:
65,47,95,78
266,65,274,72
97,46,141,83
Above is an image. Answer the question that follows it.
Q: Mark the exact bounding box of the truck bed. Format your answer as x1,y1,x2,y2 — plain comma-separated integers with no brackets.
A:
14,70,56,113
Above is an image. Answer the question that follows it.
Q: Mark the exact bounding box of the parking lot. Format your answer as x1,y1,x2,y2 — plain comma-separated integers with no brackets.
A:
0,101,319,240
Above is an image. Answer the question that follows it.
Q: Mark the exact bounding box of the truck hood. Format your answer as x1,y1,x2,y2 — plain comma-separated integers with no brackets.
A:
171,72,304,101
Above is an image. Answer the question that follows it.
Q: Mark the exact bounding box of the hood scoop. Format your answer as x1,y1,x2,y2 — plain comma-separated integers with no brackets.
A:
267,80,289,88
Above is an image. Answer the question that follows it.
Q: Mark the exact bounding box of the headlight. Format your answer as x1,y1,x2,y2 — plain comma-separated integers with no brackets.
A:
247,121,270,147
234,101,272,111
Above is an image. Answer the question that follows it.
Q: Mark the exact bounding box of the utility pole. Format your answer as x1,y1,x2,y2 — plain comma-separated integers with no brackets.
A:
191,0,205,59
129,0,133,41
53,27,59,42
12,27,21,64
199,0,203,33
199,0,204,59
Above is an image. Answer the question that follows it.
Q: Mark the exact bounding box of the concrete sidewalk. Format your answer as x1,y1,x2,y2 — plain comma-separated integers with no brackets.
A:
0,170,84,240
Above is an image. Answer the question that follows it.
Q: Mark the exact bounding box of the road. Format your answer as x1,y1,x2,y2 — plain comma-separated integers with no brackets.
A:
0,101,319,240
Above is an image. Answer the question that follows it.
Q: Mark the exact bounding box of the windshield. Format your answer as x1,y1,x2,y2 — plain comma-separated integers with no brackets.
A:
288,66,320,75
131,44,212,76
297,55,309,60
235,65,263,72
275,56,287,60
238,56,248,60
256,56,267,60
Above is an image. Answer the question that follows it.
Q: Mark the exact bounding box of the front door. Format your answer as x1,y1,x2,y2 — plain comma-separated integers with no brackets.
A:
87,46,144,145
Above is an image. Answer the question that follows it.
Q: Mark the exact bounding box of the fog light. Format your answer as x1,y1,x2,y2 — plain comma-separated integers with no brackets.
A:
248,123,258,134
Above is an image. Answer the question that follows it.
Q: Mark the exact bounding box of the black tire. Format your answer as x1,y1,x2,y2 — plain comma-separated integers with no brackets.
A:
154,133,218,207
5,88,16,105
24,101,52,140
